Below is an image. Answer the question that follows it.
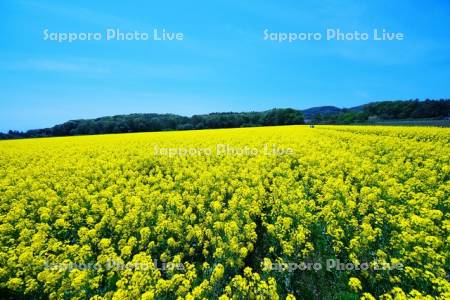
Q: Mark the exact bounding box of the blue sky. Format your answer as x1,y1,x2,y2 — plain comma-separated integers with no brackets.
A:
1,0,450,131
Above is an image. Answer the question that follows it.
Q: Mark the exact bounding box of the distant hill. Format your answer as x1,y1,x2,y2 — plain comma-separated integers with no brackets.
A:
303,99,449,125
302,106,342,119
1,99,449,139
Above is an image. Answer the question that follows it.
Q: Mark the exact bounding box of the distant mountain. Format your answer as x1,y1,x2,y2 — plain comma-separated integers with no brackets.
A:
302,106,342,119
348,105,365,112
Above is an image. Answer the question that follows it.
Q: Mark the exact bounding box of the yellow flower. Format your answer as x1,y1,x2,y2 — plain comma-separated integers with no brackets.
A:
348,277,362,292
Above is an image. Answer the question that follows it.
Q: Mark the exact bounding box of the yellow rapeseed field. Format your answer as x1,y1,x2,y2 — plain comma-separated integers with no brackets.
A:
0,125,449,299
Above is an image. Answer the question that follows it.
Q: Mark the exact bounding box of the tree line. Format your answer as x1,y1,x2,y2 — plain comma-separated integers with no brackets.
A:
1,109,305,139
1,100,449,139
